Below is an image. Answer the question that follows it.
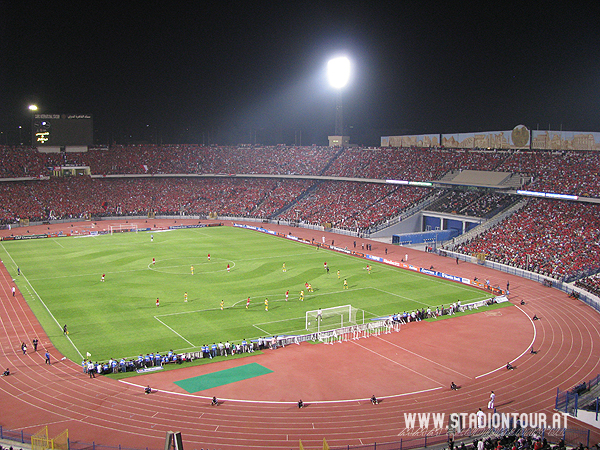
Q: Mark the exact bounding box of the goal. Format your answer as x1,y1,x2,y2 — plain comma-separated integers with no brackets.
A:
109,224,138,234
305,305,364,333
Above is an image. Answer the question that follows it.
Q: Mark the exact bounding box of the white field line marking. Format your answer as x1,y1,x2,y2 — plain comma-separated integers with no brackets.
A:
153,316,195,347
475,304,537,379
120,379,443,404
0,243,84,360
375,336,473,379
350,340,444,385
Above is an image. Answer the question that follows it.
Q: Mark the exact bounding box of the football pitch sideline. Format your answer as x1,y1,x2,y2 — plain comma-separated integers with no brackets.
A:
0,226,489,362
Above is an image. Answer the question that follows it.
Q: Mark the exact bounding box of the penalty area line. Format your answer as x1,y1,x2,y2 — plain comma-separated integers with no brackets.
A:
253,324,270,335
153,316,195,347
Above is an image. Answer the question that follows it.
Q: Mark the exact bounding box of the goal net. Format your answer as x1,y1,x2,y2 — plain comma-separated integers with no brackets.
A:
109,224,138,234
305,305,364,333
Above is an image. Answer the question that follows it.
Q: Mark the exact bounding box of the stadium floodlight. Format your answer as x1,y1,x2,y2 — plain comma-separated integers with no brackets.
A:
327,56,351,143
28,105,38,145
327,56,351,89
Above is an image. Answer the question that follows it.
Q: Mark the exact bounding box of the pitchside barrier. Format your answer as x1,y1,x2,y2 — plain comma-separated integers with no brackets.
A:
556,373,600,417
1,424,154,450
278,320,399,347
30,426,69,450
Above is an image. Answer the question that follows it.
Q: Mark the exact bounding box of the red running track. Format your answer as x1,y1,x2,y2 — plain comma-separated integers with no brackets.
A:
1,220,599,450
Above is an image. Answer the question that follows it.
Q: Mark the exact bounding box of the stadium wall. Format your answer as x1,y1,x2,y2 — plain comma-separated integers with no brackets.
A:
382,126,600,151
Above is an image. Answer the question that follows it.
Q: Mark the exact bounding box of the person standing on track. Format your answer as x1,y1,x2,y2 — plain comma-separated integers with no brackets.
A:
488,390,495,409
88,361,96,378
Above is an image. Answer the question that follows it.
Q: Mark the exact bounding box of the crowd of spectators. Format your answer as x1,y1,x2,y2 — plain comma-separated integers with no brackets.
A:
457,198,600,282
501,150,600,197
463,435,567,450
322,147,507,181
575,273,600,297
0,175,431,231
2,145,600,198
278,181,428,230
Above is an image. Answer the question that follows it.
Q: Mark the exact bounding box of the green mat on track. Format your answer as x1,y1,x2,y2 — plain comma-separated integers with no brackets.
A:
174,363,273,393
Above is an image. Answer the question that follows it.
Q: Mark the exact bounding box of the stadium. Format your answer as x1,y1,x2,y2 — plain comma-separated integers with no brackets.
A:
1,139,600,450
3,4,600,450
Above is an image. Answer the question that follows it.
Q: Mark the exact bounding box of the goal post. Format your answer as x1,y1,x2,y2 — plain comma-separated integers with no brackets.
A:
305,304,364,333
109,224,138,235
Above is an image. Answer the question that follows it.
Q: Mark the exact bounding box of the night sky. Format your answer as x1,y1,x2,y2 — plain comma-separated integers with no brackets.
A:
2,2,600,146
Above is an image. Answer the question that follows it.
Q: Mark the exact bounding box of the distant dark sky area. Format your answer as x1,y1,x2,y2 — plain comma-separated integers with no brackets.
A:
2,2,600,146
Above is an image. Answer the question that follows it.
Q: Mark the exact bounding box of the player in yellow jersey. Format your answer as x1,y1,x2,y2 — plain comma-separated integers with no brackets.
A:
343,279,348,289
191,265,194,275
220,300,224,310
184,292,188,302
282,263,286,272
264,298,269,311
337,269,340,279
299,290,304,301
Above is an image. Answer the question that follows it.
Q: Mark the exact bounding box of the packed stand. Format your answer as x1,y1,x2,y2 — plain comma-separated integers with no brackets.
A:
278,181,428,231
3,145,600,198
575,273,600,297
501,150,600,197
323,147,507,180
457,198,600,282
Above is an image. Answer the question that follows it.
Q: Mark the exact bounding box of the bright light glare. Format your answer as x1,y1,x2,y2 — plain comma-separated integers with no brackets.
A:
28,104,38,111
327,57,351,89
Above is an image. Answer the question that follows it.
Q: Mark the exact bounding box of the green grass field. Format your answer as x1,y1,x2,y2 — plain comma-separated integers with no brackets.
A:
0,226,491,362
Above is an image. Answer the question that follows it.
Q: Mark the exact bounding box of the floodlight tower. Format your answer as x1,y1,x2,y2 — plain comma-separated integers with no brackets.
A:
327,56,351,147
28,104,38,146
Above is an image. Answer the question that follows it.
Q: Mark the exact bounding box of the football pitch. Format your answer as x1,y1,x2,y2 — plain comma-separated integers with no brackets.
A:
1,226,490,362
